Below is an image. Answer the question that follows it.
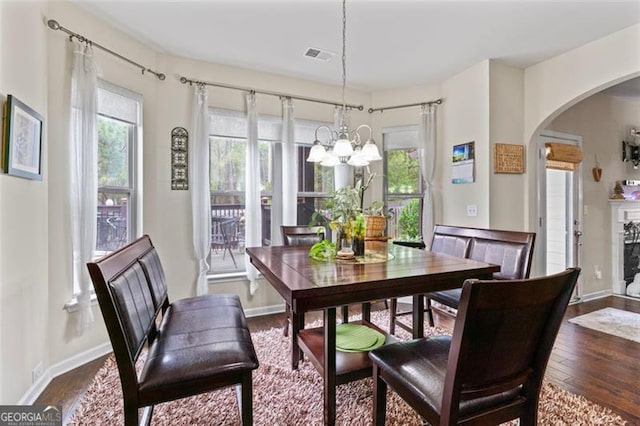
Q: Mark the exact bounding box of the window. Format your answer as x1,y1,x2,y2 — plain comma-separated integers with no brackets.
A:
208,109,333,275
383,126,424,240
95,82,141,260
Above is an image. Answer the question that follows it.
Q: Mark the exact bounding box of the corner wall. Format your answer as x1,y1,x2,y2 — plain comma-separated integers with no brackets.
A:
0,1,49,403
441,60,491,227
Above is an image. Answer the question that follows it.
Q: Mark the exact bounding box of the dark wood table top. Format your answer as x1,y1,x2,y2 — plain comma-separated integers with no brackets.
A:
247,243,500,311
247,243,500,425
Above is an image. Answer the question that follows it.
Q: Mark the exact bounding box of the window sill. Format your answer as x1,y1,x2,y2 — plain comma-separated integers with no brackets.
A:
64,293,99,313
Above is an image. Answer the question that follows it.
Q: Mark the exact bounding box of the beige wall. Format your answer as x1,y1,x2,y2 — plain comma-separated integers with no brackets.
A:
0,0,49,404
441,60,491,227
489,62,526,231
524,24,640,231
2,0,639,405
546,93,640,295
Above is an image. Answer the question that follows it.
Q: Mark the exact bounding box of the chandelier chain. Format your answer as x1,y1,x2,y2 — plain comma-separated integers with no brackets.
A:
341,0,347,113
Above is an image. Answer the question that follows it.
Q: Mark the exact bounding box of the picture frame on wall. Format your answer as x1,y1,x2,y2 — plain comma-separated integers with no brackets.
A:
2,94,44,180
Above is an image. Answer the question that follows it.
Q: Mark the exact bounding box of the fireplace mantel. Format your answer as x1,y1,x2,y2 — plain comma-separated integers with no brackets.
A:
609,200,640,295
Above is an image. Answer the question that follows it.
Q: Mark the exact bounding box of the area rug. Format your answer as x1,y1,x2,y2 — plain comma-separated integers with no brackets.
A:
69,311,626,425
569,307,640,343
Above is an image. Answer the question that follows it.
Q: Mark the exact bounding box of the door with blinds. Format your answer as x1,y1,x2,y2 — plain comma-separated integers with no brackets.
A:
537,131,583,300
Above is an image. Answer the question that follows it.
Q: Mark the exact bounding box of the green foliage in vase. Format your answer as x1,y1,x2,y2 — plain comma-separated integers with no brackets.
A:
352,214,366,240
398,199,420,239
308,239,336,261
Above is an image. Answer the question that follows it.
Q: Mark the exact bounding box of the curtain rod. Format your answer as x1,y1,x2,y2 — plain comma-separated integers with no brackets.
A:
368,98,443,114
179,76,364,111
47,19,166,81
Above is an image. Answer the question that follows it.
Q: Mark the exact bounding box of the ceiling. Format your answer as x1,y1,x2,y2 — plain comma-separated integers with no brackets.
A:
73,0,640,92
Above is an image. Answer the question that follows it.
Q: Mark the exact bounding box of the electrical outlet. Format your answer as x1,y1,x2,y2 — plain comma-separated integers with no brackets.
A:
466,204,478,217
32,362,43,384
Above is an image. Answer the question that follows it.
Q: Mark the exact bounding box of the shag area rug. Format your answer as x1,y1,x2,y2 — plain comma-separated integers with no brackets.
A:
69,311,626,425
569,307,640,343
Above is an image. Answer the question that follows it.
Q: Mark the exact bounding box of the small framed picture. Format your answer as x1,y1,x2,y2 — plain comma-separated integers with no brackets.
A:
2,95,44,180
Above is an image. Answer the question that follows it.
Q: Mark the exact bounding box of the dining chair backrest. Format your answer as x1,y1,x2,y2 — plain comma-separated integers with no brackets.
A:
281,225,325,247
440,267,580,423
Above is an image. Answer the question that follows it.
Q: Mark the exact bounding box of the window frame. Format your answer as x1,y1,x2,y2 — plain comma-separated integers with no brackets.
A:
207,108,334,278
382,125,425,240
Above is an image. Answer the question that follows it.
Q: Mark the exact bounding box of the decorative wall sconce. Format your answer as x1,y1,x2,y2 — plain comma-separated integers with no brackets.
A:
171,127,188,190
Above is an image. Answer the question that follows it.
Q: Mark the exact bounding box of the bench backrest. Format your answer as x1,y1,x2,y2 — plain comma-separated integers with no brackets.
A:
431,225,536,280
87,235,168,395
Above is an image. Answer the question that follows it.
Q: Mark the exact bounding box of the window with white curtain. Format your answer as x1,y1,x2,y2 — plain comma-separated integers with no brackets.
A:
208,108,333,275
89,81,141,291
383,126,424,240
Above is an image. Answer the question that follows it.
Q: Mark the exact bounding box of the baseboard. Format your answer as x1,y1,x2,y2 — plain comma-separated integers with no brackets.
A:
244,303,285,318
575,289,612,303
18,342,112,405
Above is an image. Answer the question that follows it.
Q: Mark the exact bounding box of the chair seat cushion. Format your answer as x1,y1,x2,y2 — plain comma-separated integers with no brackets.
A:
428,289,462,309
369,337,521,418
138,294,259,401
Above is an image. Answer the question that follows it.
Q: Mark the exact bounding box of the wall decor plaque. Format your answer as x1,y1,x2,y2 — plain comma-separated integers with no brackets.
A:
494,143,525,174
171,127,188,190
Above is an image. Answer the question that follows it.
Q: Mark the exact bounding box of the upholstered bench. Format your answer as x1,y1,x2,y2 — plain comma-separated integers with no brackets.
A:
390,225,535,334
87,235,258,426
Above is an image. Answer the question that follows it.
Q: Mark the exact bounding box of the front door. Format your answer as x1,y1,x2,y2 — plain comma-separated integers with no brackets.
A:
537,131,583,299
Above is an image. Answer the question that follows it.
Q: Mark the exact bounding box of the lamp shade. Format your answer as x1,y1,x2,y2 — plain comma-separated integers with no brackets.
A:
361,140,382,162
332,137,354,157
307,143,328,162
346,148,370,167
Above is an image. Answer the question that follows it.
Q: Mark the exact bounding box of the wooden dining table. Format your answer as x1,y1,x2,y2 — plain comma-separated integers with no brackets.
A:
246,242,500,425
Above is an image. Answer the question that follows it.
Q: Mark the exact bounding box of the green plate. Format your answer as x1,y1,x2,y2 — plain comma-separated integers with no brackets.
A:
335,323,386,352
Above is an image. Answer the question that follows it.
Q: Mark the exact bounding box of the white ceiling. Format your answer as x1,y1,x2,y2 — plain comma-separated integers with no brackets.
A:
73,0,640,91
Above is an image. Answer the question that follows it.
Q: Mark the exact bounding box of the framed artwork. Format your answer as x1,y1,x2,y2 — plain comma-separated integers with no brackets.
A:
494,143,525,174
2,95,44,180
451,141,475,184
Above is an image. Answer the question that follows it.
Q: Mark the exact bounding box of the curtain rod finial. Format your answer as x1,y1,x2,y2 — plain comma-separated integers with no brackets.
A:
47,19,60,30
157,73,166,81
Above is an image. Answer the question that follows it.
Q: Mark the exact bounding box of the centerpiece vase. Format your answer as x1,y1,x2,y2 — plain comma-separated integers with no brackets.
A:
352,236,365,257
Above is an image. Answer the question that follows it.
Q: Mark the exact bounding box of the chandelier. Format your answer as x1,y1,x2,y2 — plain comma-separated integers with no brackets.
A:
306,0,382,168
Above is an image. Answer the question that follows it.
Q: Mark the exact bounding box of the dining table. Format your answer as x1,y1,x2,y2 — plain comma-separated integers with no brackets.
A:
246,241,500,425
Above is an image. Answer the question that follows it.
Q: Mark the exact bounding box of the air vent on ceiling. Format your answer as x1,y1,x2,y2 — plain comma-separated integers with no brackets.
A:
304,47,335,62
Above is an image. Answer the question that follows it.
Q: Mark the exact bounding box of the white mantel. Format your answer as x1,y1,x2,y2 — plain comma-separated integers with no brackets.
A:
609,200,640,294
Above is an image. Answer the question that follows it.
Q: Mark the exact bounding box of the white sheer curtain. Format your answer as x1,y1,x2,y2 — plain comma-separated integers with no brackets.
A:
281,98,297,227
70,41,98,336
191,84,211,296
245,93,261,294
418,104,437,245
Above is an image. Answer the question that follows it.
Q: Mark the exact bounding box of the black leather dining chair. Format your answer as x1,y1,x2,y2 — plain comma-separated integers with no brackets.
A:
370,267,580,426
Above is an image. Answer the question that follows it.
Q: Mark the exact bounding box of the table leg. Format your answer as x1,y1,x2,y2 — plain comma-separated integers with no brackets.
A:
412,294,424,339
292,312,304,369
362,302,371,323
323,307,337,426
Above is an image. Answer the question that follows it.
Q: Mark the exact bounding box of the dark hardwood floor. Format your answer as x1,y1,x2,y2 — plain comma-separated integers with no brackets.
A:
35,296,640,424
